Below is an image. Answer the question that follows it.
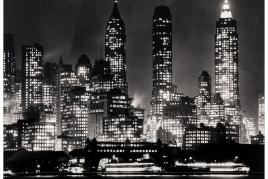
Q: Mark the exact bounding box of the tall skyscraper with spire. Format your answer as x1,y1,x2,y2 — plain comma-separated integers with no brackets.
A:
105,0,128,94
151,5,174,117
215,0,240,124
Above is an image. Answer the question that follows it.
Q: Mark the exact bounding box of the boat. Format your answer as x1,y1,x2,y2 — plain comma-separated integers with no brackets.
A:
103,162,162,172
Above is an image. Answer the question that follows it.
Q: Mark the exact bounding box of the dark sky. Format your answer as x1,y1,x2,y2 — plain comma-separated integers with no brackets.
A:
4,0,264,118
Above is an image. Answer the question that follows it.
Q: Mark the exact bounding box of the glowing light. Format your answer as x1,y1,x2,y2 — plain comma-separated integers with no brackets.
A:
221,0,232,18
104,163,162,172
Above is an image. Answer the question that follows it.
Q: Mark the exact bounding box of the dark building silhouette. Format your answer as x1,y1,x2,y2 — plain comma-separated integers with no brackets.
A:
4,124,19,151
251,132,264,145
182,123,226,150
105,0,128,94
75,54,93,92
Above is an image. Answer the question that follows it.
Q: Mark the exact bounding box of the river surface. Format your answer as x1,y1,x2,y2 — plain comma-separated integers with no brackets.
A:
5,174,264,179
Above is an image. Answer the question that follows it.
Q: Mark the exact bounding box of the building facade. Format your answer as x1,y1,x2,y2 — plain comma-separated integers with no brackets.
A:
75,54,93,92
151,5,173,117
4,34,16,97
105,1,128,94
4,124,19,151
195,71,211,126
162,96,197,146
21,43,44,112
18,120,56,151
4,34,16,125
182,123,226,150
257,94,264,134
215,0,240,125
61,86,89,152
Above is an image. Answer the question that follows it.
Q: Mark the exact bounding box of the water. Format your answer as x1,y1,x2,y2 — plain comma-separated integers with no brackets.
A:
5,174,264,179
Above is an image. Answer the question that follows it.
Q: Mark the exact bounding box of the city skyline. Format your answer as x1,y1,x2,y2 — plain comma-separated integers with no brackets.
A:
3,0,264,175
4,0,264,119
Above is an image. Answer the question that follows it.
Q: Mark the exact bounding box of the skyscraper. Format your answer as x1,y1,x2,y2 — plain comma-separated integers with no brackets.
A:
4,34,16,97
151,5,174,117
43,62,58,123
61,86,89,151
4,34,16,124
75,54,93,92
21,43,44,112
105,0,128,94
258,94,264,134
195,71,211,125
215,0,240,124
13,70,23,122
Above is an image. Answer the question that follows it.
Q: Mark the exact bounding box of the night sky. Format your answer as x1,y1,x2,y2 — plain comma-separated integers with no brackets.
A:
4,0,264,118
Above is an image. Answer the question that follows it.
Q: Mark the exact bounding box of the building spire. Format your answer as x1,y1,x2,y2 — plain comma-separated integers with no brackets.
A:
221,0,232,18
111,0,121,18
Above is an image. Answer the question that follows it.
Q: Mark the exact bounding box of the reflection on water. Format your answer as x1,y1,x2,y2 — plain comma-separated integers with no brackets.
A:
5,174,264,179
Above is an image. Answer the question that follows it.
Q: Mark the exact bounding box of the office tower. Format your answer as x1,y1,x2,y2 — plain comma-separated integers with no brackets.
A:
225,122,240,143
57,68,80,151
55,58,73,150
102,89,138,142
215,0,240,125
195,71,211,125
44,62,58,85
207,94,225,126
88,59,114,139
4,34,16,97
151,5,173,117
182,123,226,150
18,120,56,151
13,70,23,122
43,62,58,123
21,43,44,112
43,84,56,122
4,34,16,125
105,0,128,94
130,106,145,138
75,54,93,92
61,86,89,151
4,124,19,151
243,117,256,143
258,94,264,134
162,96,197,146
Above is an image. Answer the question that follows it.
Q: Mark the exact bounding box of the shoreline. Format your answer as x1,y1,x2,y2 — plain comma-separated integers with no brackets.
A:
4,171,264,177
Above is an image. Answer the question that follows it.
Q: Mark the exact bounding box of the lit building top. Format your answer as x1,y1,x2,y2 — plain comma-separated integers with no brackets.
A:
221,0,232,19
215,0,240,126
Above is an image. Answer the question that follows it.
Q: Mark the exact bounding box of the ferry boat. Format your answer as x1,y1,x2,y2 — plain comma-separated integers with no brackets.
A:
175,162,250,173
103,162,162,172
